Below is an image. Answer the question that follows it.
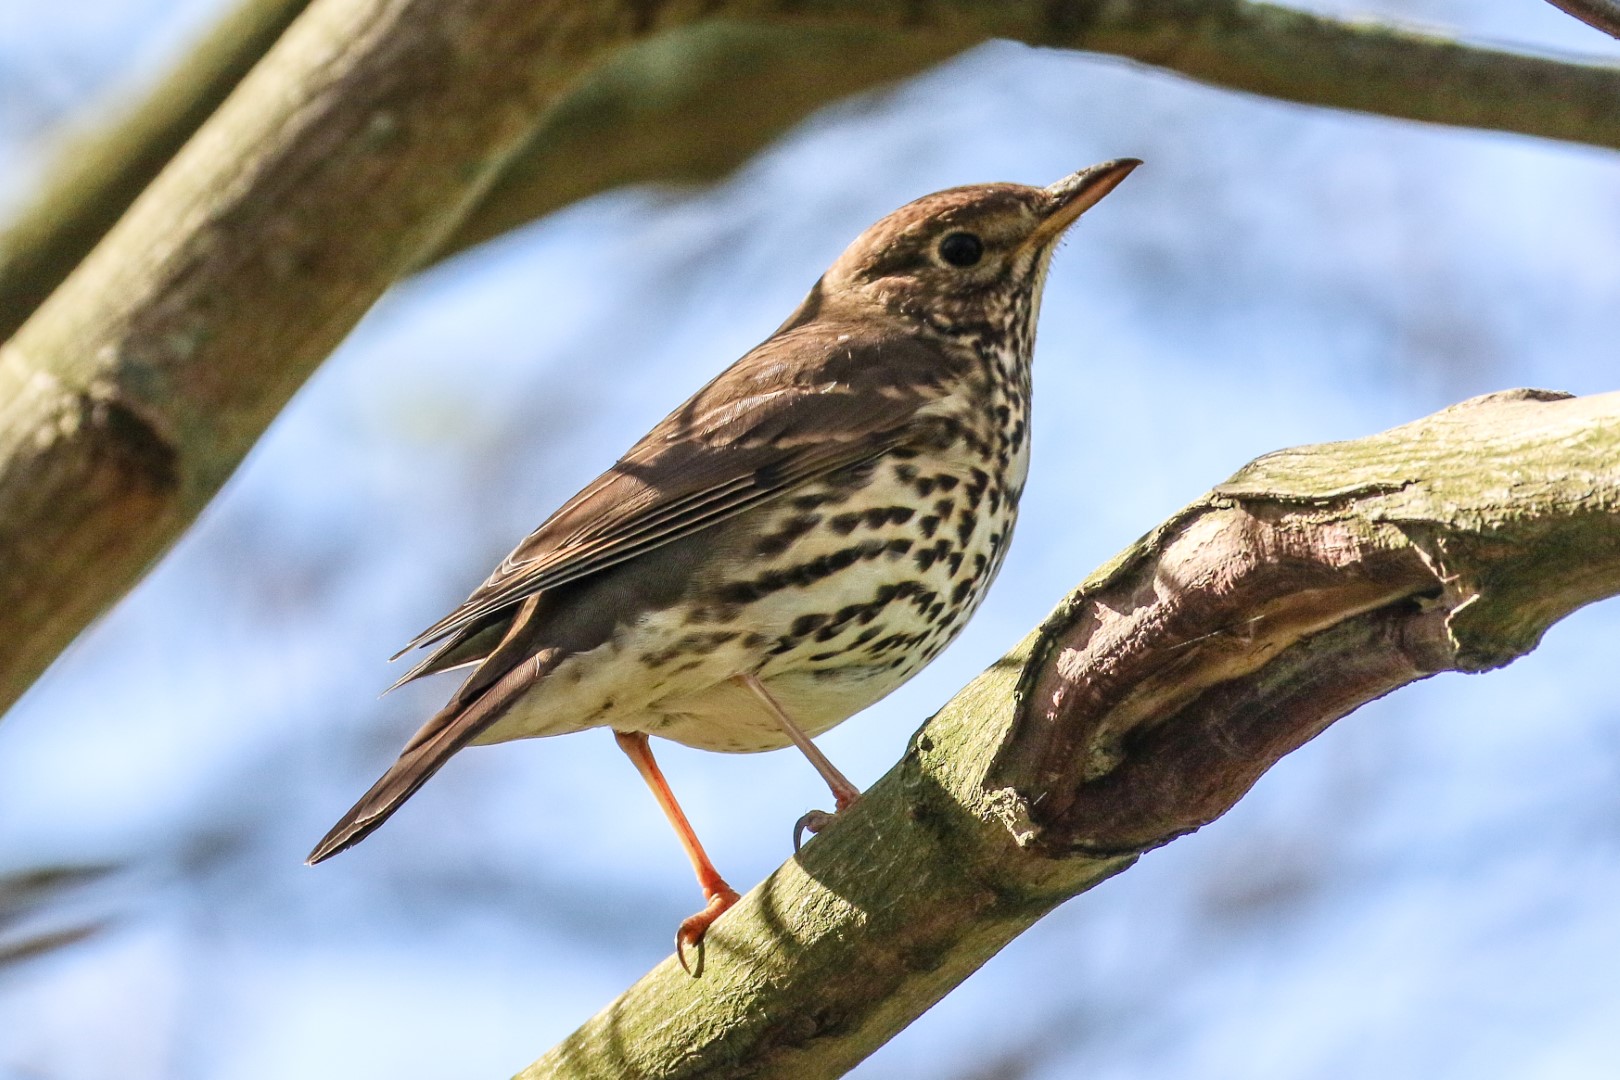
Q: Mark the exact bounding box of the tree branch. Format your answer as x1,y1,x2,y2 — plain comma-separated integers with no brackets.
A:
526,388,1620,1078
1072,1,1620,151
9,2,1620,347
432,23,961,264
0,0,312,344
452,5,1620,266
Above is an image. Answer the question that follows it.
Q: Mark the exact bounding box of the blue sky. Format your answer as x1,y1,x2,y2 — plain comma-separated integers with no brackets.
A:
2,3,1619,1078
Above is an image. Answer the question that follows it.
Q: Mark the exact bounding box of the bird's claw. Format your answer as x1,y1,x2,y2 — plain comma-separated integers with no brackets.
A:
793,808,838,852
674,926,705,978
674,885,740,977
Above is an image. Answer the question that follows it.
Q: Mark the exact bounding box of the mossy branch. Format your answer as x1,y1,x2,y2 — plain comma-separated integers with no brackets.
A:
525,388,1620,1078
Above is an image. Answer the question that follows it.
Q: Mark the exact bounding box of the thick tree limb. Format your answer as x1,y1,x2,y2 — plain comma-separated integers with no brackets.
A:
526,388,1620,1078
0,0,740,711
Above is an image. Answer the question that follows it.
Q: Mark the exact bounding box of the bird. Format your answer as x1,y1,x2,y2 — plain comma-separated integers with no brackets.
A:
309,158,1139,972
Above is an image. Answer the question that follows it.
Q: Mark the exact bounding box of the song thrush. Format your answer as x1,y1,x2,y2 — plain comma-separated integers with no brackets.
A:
309,158,1139,971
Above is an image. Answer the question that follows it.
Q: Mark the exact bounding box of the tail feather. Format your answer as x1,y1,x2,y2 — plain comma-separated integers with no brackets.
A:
383,616,508,695
309,620,555,866
306,699,482,865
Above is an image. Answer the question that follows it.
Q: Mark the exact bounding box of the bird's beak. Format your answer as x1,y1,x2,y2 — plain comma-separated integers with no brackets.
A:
1027,158,1141,250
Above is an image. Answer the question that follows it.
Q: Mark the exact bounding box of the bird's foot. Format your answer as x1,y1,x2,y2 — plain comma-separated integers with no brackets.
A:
675,884,740,977
792,790,862,852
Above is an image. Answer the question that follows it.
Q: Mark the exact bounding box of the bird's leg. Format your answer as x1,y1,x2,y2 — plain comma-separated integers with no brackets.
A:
613,729,739,977
732,673,861,851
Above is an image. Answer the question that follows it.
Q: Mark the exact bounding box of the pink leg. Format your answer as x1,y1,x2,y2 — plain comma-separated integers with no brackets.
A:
614,730,740,976
732,673,862,849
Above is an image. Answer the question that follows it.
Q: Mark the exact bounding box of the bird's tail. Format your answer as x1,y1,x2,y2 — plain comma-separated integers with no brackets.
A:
307,637,553,865
306,703,481,865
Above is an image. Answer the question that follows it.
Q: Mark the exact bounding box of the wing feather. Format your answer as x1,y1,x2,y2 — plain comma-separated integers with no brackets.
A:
393,319,970,660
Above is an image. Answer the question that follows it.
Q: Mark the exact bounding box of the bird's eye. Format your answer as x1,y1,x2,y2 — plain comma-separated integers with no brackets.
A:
937,231,984,268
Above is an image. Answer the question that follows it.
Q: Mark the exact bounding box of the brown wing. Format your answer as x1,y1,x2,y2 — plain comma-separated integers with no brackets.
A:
393,317,971,662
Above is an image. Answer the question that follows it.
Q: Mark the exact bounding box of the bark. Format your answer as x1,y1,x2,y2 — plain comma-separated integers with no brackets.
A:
0,0,725,710
525,388,1620,1079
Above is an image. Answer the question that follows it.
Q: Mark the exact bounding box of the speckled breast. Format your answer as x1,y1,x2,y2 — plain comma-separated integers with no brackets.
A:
646,415,1031,753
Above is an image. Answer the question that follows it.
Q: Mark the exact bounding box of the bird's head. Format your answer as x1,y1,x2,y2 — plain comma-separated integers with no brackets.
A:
809,158,1140,336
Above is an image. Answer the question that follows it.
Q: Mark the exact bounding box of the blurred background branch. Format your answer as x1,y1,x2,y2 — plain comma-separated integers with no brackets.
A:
0,0,312,343
529,389,1620,1077
0,863,116,971
8,0,1620,345
437,8,1620,267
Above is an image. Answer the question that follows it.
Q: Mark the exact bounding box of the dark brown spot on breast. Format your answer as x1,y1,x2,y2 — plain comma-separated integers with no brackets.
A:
755,513,822,557
791,613,830,636
865,506,911,528
965,469,989,509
